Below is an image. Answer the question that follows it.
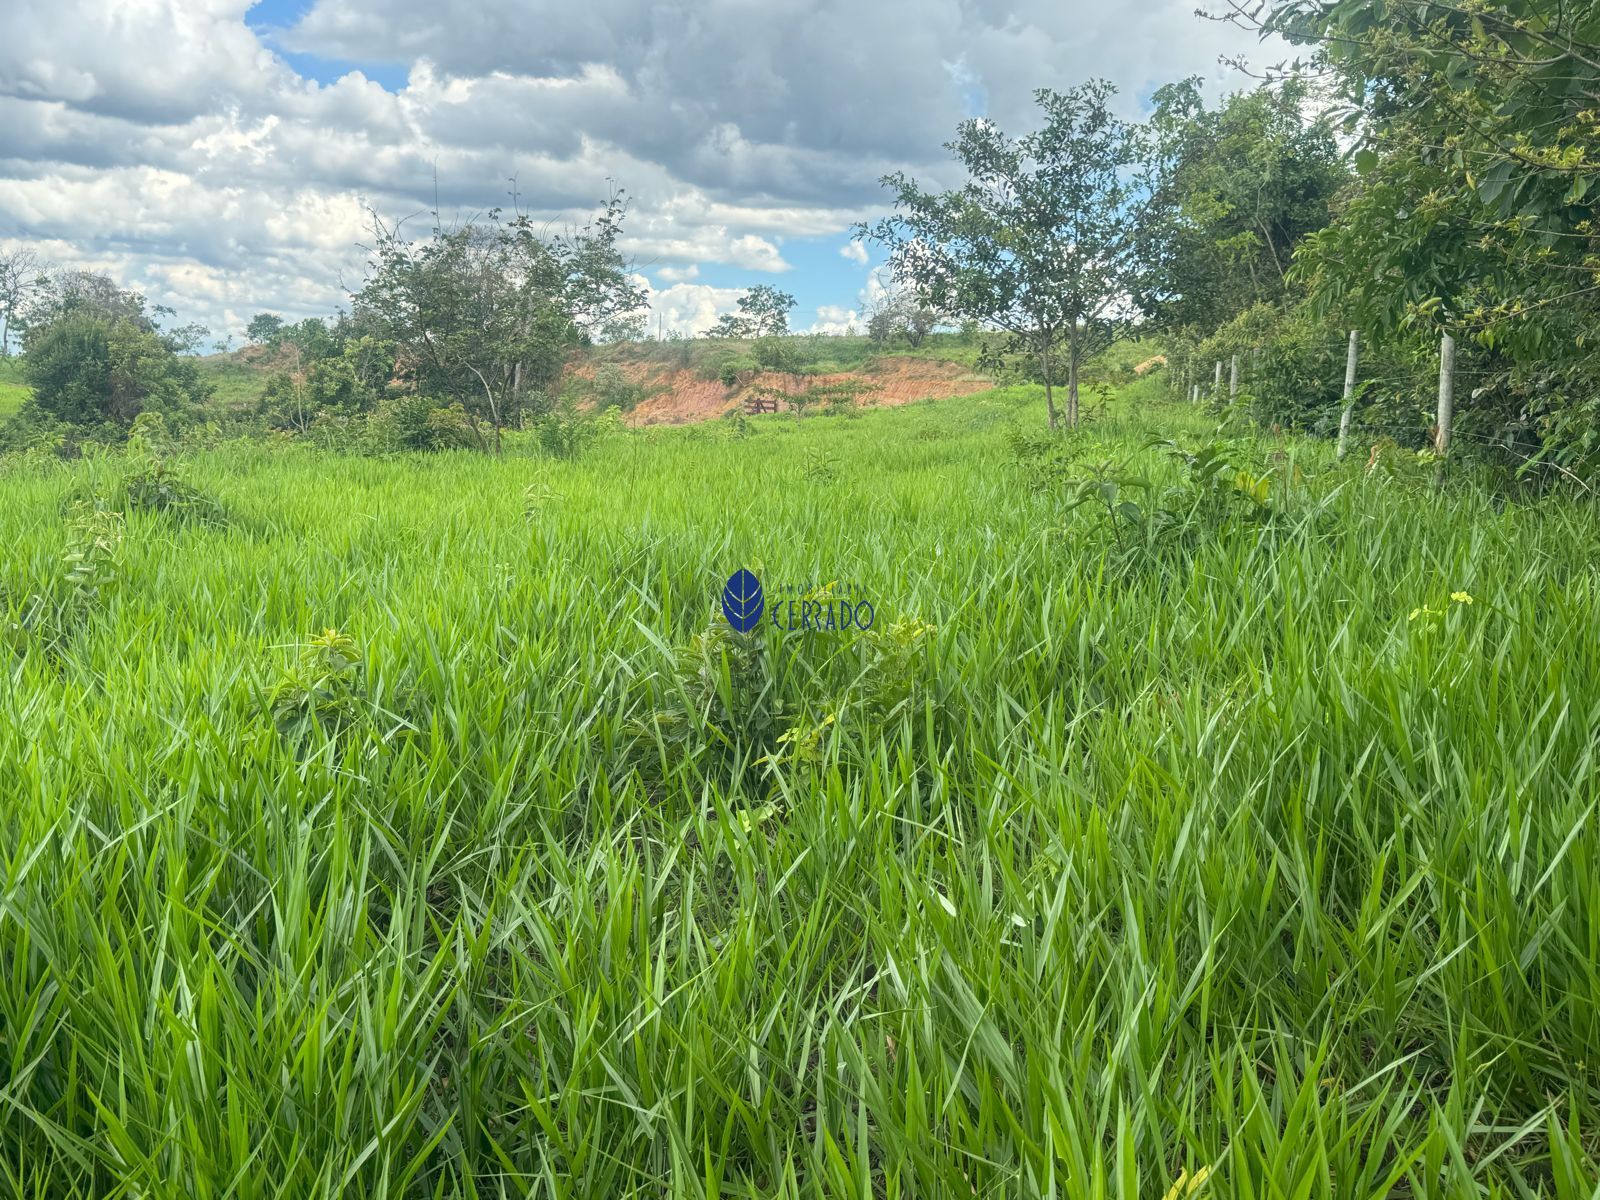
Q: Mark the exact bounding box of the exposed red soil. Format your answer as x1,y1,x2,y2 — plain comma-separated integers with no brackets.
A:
574,357,993,426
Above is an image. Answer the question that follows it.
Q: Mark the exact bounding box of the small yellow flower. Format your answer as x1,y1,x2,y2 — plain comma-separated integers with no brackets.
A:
1451,591,1474,605
1408,608,1423,621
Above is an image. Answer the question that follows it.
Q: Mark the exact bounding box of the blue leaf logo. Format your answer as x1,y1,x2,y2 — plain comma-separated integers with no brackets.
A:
721,569,764,633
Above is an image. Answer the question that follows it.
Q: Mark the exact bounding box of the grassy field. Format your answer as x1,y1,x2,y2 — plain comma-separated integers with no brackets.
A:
2,385,1598,1196
0,357,28,418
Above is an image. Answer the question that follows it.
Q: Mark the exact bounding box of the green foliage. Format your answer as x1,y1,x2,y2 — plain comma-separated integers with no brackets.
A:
59,499,124,603
587,362,654,412
245,312,284,344
704,285,797,338
1264,0,1600,471
717,354,758,386
751,335,801,374
863,79,1150,428
352,193,645,452
1141,79,1347,333
801,446,838,483
267,627,402,745
0,356,29,419
866,284,942,347
365,394,480,454
20,302,211,434
536,402,620,460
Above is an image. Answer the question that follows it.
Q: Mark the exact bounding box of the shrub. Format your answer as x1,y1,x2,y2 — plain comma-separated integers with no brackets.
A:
365,396,480,453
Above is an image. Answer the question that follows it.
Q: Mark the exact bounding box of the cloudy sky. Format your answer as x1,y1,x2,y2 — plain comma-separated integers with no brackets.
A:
0,0,1274,342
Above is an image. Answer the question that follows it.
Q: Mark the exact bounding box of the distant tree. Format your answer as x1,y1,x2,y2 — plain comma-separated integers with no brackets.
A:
353,191,646,454
257,343,381,433
152,305,211,355
865,280,943,347
705,313,747,338
25,270,149,331
862,81,1149,428
704,285,797,338
738,285,796,336
281,317,336,361
246,313,286,345
16,274,212,432
595,312,650,343
0,248,44,356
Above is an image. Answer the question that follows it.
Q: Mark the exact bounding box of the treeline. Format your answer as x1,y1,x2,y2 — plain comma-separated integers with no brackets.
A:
4,0,1595,475
864,0,1600,477
1161,0,1600,478
0,195,646,457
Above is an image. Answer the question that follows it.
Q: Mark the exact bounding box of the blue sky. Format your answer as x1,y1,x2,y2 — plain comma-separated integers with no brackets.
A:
246,0,411,92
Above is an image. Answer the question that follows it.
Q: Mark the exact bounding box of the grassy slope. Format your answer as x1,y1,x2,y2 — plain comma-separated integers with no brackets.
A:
198,354,273,411
6,334,1160,426
1,386,1597,1195
0,356,29,418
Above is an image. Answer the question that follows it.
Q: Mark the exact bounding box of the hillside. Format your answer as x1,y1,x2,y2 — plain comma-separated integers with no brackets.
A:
191,331,1006,424
580,354,993,425
0,357,27,419
1,332,1163,430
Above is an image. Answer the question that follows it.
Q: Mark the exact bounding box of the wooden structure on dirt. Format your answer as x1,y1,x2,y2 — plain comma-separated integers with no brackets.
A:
744,396,780,415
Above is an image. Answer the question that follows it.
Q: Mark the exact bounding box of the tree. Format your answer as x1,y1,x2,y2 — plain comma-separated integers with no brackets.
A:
1139,78,1346,333
24,269,150,332
1245,0,1600,468
737,285,795,337
864,280,943,346
861,81,1149,428
704,285,797,338
352,191,646,454
23,309,211,430
0,249,44,356
153,305,211,356
246,313,285,345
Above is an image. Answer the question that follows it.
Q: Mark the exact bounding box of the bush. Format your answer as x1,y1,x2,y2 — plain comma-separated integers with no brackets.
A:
718,356,759,387
589,363,655,412
536,404,622,460
24,312,211,433
364,396,480,453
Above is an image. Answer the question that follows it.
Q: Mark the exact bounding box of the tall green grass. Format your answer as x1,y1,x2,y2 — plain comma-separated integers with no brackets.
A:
1,388,1597,1196
0,357,28,419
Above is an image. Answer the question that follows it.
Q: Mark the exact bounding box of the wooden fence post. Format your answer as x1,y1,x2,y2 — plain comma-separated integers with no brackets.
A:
1435,331,1455,485
1213,360,1222,405
1229,355,1239,401
1336,330,1359,460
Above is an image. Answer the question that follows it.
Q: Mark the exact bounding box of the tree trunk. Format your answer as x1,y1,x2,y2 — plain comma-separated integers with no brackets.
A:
1336,330,1358,460
1040,344,1059,430
1066,331,1080,429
